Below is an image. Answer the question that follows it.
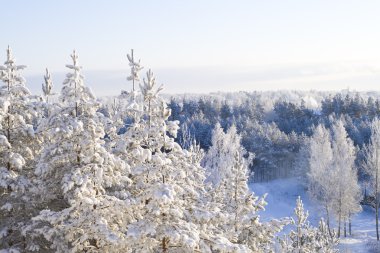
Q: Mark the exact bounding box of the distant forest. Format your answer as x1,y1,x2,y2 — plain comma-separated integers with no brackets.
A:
147,91,380,182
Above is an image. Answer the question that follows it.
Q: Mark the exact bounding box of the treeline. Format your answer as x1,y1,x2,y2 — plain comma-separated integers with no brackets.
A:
166,91,380,182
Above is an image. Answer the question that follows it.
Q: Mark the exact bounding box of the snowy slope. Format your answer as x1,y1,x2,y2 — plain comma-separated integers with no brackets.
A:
250,178,379,253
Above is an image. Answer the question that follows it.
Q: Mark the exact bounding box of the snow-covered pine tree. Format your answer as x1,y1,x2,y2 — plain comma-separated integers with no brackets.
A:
120,68,246,252
121,49,144,120
123,69,197,251
363,117,380,240
280,197,339,253
42,68,54,104
36,68,57,124
203,124,285,252
107,50,144,154
314,218,339,253
280,196,315,252
127,49,143,92
0,46,41,252
202,122,228,187
29,51,133,252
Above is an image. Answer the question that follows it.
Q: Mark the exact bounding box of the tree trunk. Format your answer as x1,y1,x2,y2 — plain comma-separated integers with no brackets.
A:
131,49,135,92
76,145,81,165
338,216,341,238
6,113,11,171
234,164,239,232
344,220,347,237
326,205,332,236
338,192,342,238
338,206,341,237
349,212,352,236
377,197,379,241
162,237,168,253
376,148,379,240
297,213,301,250
148,99,151,129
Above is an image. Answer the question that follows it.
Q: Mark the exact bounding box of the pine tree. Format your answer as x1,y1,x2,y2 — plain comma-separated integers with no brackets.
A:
118,68,265,252
280,197,339,253
0,46,40,252
109,50,144,154
202,123,228,188
203,124,285,252
42,68,54,104
29,51,132,252
121,49,144,122
127,49,143,92
123,69,210,252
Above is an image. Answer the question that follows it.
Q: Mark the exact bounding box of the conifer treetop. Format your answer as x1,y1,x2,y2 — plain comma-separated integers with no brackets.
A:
127,49,143,91
61,50,95,107
42,68,54,100
0,46,27,87
140,69,163,102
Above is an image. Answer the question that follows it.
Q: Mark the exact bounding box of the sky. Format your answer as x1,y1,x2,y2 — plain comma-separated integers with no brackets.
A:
2,0,380,96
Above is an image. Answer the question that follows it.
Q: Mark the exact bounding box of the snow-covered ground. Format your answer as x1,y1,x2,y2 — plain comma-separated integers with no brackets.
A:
251,178,380,252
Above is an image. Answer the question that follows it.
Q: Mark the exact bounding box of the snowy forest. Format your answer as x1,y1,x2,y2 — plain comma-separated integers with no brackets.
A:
2,46,380,252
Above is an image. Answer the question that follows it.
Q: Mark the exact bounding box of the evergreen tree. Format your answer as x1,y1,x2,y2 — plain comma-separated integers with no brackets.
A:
123,69,213,252
29,51,132,252
0,46,40,252
203,124,285,252
42,68,54,104
280,197,339,253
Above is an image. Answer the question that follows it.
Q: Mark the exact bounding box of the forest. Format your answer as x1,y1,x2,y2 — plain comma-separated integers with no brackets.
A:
1,47,380,252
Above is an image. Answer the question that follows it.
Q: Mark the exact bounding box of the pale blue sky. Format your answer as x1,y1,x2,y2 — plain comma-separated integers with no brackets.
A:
2,1,380,95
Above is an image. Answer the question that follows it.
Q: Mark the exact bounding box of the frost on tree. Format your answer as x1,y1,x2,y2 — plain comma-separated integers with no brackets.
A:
120,68,248,252
307,121,361,237
122,69,205,252
202,124,286,252
42,68,54,103
307,124,335,230
280,196,339,253
108,50,144,155
124,50,143,116
126,49,143,92
119,49,144,126
363,118,380,240
29,51,132,252
37,68,57,123
0,46,40,252
330,120,361,237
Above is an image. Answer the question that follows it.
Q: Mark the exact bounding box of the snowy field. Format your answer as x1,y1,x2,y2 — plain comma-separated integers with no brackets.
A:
251,178,379,253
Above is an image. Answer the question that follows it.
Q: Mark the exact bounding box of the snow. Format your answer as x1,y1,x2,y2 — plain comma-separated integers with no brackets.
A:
251,177,380,252
251,178,318,224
